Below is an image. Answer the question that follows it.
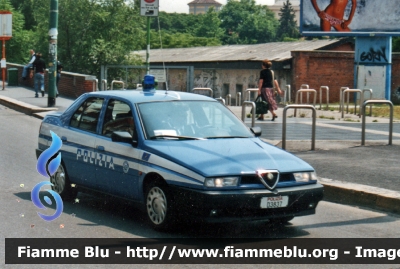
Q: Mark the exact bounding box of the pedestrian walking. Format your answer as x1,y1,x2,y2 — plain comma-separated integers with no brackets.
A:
257,59,283,121
30,53,46,98
22,49,36,80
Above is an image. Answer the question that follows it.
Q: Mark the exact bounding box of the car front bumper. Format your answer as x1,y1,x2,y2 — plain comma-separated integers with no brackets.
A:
169,183,324,223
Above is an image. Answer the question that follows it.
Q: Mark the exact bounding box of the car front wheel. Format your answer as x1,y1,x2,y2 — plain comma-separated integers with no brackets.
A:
50,163,77,201
145,181,175,231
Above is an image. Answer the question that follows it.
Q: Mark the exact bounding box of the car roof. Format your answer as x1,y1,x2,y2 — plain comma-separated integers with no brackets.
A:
85,90,216,104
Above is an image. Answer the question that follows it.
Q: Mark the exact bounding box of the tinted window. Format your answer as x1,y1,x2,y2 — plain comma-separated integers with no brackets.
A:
70,97,104,133
102,99,135,138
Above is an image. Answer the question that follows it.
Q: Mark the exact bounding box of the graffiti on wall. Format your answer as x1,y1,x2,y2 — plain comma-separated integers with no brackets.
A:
360,47,388,63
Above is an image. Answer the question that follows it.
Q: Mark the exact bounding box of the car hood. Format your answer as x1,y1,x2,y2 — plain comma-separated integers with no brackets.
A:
143,138,314,177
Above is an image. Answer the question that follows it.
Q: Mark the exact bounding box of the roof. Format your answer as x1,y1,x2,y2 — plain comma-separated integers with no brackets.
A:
86,90,215,103
188,0,222,6
133,39,346,63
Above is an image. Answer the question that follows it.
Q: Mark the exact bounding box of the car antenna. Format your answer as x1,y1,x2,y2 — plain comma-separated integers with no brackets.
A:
156,15,169,93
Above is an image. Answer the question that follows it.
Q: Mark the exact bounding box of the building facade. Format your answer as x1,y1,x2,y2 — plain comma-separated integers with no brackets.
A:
188,0,222,15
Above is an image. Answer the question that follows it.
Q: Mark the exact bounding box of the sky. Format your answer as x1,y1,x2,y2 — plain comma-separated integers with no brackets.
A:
158,0,276,14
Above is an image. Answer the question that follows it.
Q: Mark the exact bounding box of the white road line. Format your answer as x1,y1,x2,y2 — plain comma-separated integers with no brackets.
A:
300,121,400,138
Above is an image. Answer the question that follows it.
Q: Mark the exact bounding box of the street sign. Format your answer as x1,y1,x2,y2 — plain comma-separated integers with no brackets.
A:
150,69,166,83
140,0,159,17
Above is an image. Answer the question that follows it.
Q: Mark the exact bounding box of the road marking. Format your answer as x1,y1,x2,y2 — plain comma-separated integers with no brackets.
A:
300,121,400,138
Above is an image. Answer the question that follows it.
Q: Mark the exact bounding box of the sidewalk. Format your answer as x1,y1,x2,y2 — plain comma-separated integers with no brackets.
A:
1,84,399,215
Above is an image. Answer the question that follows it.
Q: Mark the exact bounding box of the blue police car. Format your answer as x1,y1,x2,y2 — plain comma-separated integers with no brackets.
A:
36,77,323,231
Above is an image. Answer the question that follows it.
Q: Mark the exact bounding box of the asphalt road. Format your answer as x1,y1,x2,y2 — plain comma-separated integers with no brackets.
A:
1,105,400,269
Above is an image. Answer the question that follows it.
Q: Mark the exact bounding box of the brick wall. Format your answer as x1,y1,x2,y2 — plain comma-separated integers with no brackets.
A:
6,63,97,99
292,51,400,104
291,50,355,103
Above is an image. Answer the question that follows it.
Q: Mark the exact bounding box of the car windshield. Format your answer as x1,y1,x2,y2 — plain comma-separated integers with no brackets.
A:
138,101,253,140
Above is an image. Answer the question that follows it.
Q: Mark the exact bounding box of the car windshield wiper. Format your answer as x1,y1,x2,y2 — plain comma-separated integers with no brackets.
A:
149,135,205,140
205,136,249,139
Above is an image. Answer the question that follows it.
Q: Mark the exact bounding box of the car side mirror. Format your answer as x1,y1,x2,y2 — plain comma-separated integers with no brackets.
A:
111,131,138,146
250,126,262,137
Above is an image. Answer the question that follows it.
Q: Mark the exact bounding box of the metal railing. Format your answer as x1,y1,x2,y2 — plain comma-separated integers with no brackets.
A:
341,89,363,118
300,84,310,103
283,105,316,150
225,94,231,106
92,79,98,92
361,88,373,116
101,79,107,91
245,88,259,101
111,80,125,90
294,89,317,117
236,92,242,106
192,87,213,97
241,101,256,127
339,87,349,112
215,97,225,105
283,85,291,106
362,100,393,146
319,86,329,110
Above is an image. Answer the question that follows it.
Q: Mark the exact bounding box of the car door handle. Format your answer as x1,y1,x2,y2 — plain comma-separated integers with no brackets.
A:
61,136,67,142
97,146,105,151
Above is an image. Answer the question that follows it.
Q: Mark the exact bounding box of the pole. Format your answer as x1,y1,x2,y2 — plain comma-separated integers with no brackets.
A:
48,0,58,107
2,39,5,90
146,16,150,74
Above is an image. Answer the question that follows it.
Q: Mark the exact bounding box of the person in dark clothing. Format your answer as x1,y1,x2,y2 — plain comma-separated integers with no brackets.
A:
257,59,283,121
56,60,63,97
31,53,46,98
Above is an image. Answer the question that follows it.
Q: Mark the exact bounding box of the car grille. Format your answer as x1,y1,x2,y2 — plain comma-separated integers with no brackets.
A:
240,173,294,185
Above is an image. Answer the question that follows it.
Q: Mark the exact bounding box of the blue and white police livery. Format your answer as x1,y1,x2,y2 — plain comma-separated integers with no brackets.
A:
36,79,323,231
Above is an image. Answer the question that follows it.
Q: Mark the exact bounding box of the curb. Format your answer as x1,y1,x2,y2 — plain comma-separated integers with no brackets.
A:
0,95,58,116
319,178,400,215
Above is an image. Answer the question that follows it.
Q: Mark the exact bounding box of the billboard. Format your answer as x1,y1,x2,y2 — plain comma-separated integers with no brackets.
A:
300,0,400,36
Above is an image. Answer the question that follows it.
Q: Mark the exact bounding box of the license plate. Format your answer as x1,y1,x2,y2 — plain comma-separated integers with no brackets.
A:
260,196,289,209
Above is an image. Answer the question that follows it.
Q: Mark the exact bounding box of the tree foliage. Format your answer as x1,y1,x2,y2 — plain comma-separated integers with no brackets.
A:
218,0,279,44
0,0,37,63
393,37,400,52
276,0,300,41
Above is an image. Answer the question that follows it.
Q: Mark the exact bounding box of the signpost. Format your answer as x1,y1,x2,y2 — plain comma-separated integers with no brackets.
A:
47,0,58,107
140,0,159,74
0,11,12,91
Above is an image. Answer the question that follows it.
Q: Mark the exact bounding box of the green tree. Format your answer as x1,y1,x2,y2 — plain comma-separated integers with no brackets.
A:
150,31,220,49
218,0,278,44
192,7,224,40
30,0,145,76
393,37,400,52
0,0,37,63
9,0,36,30
276,0,300,41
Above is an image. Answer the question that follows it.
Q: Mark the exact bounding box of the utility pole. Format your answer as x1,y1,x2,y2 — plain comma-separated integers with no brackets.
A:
140,0,159,75
48,0,58,107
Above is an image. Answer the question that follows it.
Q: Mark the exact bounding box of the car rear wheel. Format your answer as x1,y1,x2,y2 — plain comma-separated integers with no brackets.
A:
145,181,175,231
50,163,77,201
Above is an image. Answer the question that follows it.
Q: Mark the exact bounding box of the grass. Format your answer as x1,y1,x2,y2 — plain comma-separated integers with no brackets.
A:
319,115,335,120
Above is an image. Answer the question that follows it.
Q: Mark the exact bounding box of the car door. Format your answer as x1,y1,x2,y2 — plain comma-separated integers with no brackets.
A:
94,99,141,200
62,96,105,189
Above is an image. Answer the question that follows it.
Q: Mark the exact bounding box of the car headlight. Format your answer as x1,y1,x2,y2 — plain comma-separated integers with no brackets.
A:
293,172,318,182
205,177,239,187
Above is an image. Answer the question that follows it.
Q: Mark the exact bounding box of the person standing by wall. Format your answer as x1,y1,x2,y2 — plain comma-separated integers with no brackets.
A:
30,53,46,98
257,59,283,121
22,49,36,80
56,60,63,97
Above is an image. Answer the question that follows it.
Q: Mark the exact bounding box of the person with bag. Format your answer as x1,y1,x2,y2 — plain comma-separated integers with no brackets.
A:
257,59,283,121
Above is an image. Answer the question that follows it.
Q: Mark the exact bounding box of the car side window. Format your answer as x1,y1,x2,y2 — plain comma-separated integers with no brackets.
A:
102,99,136,138
70,97,104,133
